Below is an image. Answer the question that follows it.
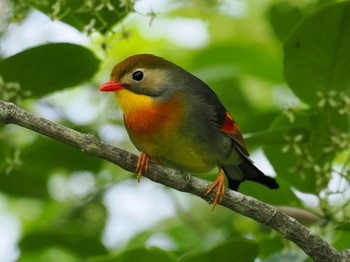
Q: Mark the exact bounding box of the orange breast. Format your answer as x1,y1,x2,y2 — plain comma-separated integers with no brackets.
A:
124,93,185,140
121,92,217,172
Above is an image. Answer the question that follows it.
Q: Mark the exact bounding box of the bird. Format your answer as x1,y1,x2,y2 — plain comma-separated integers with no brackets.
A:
99,54,279,209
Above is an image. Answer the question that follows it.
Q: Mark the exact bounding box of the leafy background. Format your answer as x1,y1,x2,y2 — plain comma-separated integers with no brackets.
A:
0,0,350,261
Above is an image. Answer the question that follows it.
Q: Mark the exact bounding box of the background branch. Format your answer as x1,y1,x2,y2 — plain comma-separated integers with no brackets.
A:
0,100,348,262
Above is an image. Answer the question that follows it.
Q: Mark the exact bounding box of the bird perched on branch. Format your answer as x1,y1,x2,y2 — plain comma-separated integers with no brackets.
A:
99,54,279,209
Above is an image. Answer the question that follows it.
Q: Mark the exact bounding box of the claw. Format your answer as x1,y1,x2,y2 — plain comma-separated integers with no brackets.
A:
136,152,150,183
204,164,226,210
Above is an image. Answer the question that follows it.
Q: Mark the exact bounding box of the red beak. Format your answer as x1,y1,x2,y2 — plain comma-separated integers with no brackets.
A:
99,80,124,92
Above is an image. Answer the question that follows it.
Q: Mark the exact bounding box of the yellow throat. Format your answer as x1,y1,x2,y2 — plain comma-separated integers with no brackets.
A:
114,89,154,115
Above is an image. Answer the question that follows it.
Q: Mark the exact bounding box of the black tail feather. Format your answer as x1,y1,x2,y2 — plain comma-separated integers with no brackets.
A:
222,159,279,191
227,177,241,191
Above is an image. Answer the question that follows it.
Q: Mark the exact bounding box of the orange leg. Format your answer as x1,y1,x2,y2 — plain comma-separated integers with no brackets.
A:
204,164,226,210
135,152,150,183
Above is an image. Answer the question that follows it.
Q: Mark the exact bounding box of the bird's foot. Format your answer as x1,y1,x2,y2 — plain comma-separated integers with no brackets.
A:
136,152,150,183
204,165,225,210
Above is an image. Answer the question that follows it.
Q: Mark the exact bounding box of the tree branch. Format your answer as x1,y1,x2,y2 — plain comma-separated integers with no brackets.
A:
0,100,348,261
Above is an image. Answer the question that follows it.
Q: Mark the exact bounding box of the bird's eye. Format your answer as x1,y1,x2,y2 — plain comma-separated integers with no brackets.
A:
132,70,144,81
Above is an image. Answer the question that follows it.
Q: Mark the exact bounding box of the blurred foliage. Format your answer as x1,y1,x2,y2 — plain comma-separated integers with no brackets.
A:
9,0,130,33
0,43,101,98
0,0,350,261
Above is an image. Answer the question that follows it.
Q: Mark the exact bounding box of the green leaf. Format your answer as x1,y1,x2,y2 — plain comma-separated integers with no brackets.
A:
87,247,178,262
0,136,102,198
258,235,284,259
20,198,108,258
0,43,100,98
241,111,280,136
17,247,81,262
0,168,49,198
332,231,350,251
264,251,306,262
284,1,350,105
20,231,107,258
335,223,350,232
245,128,309,146
181,238,258,262
23,136,103,173
263,105,348,194
240,178,301,206
190,44,283,83
267,2,305,41
32,0,129,33
262,111,317,193
0,136,10,172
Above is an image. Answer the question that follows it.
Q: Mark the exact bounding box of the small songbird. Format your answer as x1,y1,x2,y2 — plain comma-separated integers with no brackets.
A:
99,54,279,209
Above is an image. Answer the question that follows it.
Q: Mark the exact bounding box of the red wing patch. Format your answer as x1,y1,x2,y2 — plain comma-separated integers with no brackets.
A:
220,112,249,156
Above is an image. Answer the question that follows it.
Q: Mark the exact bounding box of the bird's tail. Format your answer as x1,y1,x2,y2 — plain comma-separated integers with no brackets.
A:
222,158,279,191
